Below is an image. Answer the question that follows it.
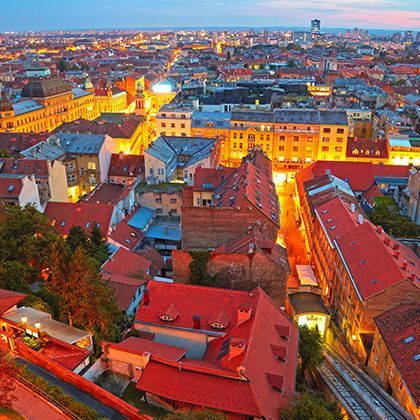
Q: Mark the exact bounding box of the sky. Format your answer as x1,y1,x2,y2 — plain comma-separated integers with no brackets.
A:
1,0,419,32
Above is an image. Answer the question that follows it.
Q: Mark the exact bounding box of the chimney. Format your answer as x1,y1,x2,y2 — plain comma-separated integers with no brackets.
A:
402,260,408,270
76,206,82,213
237,304,252,326
192,315,201,330
393,243,400,251
394,250,400,259
410,272,416,281
384,237,391,246
143,289,150,305
350,203,356,213
357,214,364,225
377,225,382,235
229,338,246,360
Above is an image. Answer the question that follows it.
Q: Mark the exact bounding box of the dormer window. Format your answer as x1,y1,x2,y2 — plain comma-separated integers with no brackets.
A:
210,322,226,329
159,314,175,322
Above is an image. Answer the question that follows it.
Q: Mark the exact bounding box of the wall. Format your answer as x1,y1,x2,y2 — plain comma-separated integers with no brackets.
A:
49,160,69,202
99,135,118,183
181,205,278,250
16,339,150,420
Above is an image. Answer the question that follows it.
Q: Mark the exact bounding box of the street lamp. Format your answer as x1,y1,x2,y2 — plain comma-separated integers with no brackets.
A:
20,316,28,324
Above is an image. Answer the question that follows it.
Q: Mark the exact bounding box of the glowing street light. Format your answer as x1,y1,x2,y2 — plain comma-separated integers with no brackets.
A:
21,316,28,324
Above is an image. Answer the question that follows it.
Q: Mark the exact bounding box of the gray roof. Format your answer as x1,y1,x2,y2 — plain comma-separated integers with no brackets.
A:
21,132,107,159
288,292,330,316
146,136,216,168
192,112,231,129
72,87,92,99
231,109,348,125
2,306,91,345
13,100,45,116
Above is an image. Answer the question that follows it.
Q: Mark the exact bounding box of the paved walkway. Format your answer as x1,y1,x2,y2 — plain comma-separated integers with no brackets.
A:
16,358,124,419
12,381,67,420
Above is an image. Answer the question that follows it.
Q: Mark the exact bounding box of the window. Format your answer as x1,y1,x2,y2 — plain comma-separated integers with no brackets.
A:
66,162,75,171
306,147,312,153
233,132,237,139
171,123,175,128
336,138,343,143
321,146,329,152
335,147,342,152
233,142,237,148
156,208,163,214
239,143,243,149
180,123,185,128
279,136,285,141
239,133,243,139
161,122,166,127
322,137,330,142
170,209,178,214
155,197,162,203
307,137,313,142
88,174,97,184
279,146,285,151
87,162,96,170
337,128,344,134
79,167,85,176
293,146,298,152
293,136,299,142
323,128,331,133
170,198,177,204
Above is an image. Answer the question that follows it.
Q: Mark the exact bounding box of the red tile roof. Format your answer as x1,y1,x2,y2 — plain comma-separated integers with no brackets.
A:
102,273,148,311
44,202,114,236
0,158,50,178
0,177,24,198
0,133,46,156
214,149,279,226
85,183,132,205
108,220,144,251
136,248,164,277
193,166,235,192
335,221,419,300
108,153,144,179
374,303,420,406
105,337,188,362
40,337,90,371
51,117,142,140
0,288,26,315
102,247,151,277
135,281,298,418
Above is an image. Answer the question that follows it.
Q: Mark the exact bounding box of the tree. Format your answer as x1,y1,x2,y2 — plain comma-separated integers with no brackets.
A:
0,261,31,292
47,243,122,343
0,148,10,158
66,226,90,254
188,250,215,286
21,294,52,314
298,325,324,382
369,196,420,238
89,223,110,265
0,205,58,275
280,391,343,420
56,59,69,73
0,351,17,409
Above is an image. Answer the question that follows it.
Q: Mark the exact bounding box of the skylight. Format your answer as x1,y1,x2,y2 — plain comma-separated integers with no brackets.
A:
403,336,414,344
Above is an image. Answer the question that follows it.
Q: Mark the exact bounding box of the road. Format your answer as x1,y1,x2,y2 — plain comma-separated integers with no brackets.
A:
275,179,309,289
12,380,68,420
16,358,124,419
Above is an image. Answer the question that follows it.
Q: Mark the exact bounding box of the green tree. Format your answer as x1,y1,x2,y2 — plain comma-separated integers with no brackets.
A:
47,244,122,343
188,250,214,286
0,205,58,275
0,148,10,158
21,294,52,314
89,223,110,264
280,391,343,420
66,226,90,254
0,261,31,292
298,325,324,382
56,59,69,72
369,196,420,238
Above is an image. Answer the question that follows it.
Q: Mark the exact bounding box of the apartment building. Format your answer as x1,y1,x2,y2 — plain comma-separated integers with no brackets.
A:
156,104,194,137
226,109,349,169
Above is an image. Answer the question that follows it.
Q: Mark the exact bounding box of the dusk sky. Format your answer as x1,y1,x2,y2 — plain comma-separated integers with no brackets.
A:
1,0,419,31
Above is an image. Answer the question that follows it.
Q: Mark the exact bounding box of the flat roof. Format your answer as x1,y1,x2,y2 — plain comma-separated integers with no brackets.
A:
2,307,91,345
288,292,330,316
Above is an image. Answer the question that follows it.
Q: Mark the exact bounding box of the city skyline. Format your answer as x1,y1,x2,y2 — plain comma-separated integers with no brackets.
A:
1,0,419,32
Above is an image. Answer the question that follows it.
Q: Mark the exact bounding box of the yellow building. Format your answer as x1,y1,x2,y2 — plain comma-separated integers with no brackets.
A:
94,85,129,114
226,109,349,169
387,134,420,166
0,79,97,133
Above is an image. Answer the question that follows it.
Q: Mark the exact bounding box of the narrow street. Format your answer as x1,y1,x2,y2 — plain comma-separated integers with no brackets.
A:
16,358,124,419
11,380,67,420
275,178,309,289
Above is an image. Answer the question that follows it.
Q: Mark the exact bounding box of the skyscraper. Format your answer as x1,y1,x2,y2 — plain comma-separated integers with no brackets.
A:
311,19,321,37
